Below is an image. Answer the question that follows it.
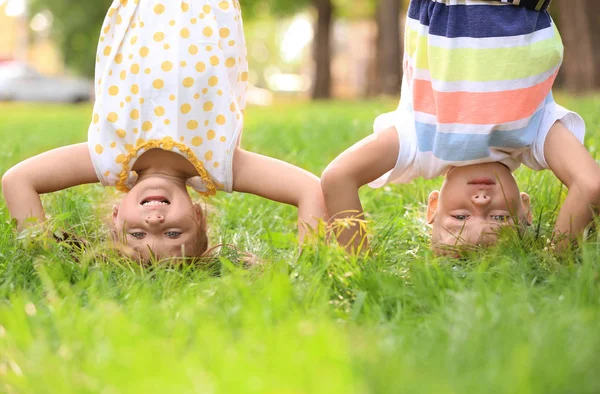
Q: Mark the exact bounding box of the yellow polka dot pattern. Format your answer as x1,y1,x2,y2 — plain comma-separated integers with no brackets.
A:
88,0,248,195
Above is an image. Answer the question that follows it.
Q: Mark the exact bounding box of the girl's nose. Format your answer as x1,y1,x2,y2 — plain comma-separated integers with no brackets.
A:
471,191,491,206
145,214,165,224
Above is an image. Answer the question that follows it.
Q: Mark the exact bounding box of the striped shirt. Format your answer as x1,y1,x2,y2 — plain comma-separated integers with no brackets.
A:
370,0,584,188
499,0,552,11
430,0,552,11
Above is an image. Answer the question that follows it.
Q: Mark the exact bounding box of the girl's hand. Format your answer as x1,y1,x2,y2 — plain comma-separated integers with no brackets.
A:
232,148,327,244
2,143,99,229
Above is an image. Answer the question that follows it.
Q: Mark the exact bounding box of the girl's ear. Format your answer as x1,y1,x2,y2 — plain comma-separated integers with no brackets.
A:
427,191,440,225
193,203,204,222
112,204,119,225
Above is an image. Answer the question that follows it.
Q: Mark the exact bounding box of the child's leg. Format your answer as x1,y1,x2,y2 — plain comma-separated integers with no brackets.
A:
321,127,399,253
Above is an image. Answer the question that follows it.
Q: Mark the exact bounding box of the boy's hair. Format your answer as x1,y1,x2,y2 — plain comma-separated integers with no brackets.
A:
430,215,530,256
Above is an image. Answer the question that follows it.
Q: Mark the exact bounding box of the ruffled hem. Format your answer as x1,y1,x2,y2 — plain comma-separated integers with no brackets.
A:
115,137,216,197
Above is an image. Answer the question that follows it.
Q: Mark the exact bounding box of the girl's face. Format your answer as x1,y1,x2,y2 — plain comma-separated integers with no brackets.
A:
112,176,205,260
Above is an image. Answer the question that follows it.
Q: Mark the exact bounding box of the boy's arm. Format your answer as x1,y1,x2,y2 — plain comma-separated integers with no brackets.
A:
321,128,399,253
544,121,600,244
2,143,99,229
232,148,327,243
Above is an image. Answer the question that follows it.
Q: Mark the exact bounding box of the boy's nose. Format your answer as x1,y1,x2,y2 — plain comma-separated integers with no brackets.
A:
471,190,491,206
145,214,165,225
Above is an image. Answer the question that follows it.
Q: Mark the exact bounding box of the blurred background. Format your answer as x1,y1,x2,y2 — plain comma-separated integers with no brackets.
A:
0,0,599,104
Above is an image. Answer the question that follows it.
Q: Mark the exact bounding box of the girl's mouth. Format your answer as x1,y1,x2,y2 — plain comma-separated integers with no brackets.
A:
140,196,171,206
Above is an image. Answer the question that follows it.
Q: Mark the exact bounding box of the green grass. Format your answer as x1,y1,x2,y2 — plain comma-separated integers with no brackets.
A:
1,97,600,393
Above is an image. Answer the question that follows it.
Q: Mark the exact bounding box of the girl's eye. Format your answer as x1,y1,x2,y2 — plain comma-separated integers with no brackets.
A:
165,231,182,238
130,232,146,239
452,215,468,221
491,215,510,222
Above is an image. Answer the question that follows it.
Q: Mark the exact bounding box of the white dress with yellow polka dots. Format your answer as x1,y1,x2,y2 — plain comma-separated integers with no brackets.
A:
88,0,248,196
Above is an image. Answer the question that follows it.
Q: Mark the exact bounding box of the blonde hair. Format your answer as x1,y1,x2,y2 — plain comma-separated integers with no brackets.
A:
430,214,530,256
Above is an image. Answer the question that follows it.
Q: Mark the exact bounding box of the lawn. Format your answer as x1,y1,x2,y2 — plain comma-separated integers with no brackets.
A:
0,97,599,393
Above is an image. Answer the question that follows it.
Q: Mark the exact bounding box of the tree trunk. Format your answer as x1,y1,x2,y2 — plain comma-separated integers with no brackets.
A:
312,0,333,99
556,0,595,93
376,0,402,96
586,0,600,89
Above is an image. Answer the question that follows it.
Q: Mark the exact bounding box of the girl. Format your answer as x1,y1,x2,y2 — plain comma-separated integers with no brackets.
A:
2,0,327,260
322,0,600,253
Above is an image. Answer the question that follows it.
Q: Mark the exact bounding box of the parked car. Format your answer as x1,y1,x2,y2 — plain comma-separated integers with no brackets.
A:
0,62,93,103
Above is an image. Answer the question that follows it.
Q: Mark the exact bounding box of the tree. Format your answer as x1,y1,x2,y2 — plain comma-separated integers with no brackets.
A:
375,0,402,96
242,0,333,99
33,0,313,78
555,0,595,93
32,0,336,97
312,0,333,99
586,0,600,89
30,0,112,77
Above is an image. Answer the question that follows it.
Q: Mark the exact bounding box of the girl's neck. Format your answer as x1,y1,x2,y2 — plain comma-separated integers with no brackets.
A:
135,168,188,186
133,149,198,182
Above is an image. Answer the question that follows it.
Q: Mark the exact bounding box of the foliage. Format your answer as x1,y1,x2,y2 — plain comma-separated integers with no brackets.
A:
29,0,311,77
29,0,112,77
1,97,600,393
29,0,379,77
240,0,378,19
240,0,311,19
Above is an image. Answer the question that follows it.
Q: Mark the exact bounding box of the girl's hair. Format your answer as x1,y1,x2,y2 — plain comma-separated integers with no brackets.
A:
190,213,209,257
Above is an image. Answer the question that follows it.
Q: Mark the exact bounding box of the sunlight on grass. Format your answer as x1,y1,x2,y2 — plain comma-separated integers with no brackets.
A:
0,98,599,393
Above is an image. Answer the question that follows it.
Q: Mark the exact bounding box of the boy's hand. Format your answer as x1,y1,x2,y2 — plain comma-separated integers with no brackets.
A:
545,121,600,248
321,127,399,253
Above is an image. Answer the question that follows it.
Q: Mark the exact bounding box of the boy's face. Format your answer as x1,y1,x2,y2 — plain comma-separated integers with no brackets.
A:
427,163,532,251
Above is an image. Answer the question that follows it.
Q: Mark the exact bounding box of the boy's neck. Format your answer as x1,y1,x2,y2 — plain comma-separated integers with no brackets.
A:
445,162,513,178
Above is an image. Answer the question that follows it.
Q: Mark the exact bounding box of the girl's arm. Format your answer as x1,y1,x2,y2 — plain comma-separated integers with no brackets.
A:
232,148,327,243
321,128,399,253
544,121,600,247
2,143,99,229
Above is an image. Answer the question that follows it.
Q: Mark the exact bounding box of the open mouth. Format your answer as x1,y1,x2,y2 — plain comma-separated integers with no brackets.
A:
468,178,496,186
140,196,170,206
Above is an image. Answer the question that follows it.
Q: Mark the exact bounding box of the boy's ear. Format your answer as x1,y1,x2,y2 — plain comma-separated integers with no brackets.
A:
427,191,440,224
520,192,533,225
112,204,119,224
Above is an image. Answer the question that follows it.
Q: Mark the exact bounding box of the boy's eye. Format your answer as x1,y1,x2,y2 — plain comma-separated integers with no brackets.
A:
452,215,468,221
130,232,146,239
491,215,510,222
165,231,182,238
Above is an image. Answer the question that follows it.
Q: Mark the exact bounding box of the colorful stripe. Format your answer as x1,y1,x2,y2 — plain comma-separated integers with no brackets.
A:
408,1,552,38
412,70,557,124
405,25,562,82
402,0,563,165
412,95,552,161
